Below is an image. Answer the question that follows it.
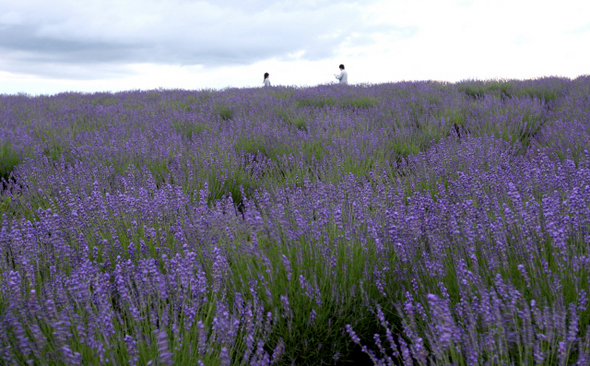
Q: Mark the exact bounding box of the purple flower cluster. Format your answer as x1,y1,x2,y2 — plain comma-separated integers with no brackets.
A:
1,77,590,364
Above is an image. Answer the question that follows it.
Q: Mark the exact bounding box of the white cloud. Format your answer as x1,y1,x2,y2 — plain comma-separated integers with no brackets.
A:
0,0,407,79
0,0,589,95
359,0,590,81
0,11,23,25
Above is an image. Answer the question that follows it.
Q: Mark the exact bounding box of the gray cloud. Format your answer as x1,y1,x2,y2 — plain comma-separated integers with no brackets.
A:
0,0,416,79
0,25,139,62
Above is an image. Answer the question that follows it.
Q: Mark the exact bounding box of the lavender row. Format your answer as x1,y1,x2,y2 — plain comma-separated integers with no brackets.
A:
0,77,589,364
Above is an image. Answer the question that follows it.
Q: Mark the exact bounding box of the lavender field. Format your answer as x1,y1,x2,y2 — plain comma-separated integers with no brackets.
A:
1,77,590,365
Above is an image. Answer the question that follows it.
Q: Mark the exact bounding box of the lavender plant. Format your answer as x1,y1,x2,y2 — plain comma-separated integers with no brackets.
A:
1,76,589,365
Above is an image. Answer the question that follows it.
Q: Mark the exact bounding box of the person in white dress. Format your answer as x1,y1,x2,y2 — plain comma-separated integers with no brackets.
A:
263,73,271,87
334,64,348,84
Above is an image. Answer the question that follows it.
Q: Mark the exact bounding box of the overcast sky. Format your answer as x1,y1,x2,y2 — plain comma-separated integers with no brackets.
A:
1,0,589,95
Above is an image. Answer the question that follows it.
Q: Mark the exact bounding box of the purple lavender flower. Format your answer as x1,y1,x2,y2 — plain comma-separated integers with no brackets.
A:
155,329,174,366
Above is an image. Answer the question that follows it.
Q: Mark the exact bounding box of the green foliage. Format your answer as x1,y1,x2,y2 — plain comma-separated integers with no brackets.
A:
340,96,380,109
235,137,271,158
227,233,390,365
408,101,431,129
42,140,67,161
458,84,485,99
0,143,21,183
173,119,208,140
171,101,194,111
277,111,308,131
340,156,375,177
457,80,514,99
269,90,295,100
141,158,173,186
301,140,326,161
514,87,562,103
70,115,102,134
440,107,467,126
217,106,235,120
168,96,203,111
294,97,337,109
231,136,328,190
1,80,584,365
234,136,295,164
457,80,562,104
294,96,379,110
206,169,257,211
438,107,470,138
422,94,442,108
483,81,514,97
515,111,544,147
91,97,117,107
391,139,421,158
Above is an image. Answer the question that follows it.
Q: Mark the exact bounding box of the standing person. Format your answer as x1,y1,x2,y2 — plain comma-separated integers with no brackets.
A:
263,72,271,87
334,64,348,84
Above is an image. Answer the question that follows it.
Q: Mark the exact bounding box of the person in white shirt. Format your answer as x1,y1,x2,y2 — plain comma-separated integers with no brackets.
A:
263,72,271,87
334,64,348,84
